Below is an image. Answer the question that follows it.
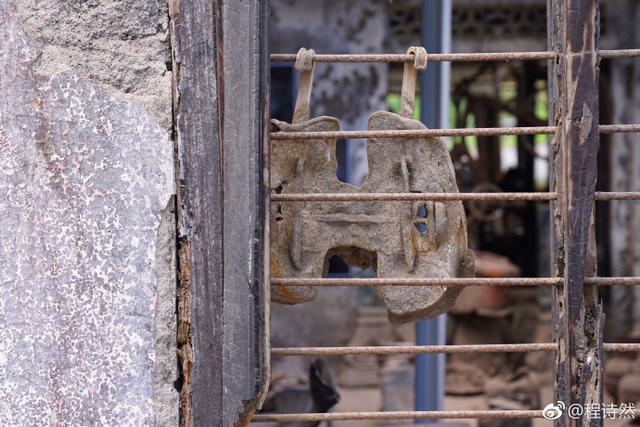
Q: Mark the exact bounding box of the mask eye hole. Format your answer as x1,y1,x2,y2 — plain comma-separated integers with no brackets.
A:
414,203,428,234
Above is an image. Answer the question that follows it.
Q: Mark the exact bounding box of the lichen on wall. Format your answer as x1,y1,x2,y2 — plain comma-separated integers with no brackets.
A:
0,2,176,425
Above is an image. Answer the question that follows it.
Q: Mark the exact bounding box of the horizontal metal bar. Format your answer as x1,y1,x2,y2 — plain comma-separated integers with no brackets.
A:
599,124,640,134
586,277,640,285
272,277,640,287
271,343,558,356
271,192,557,202
599,49,640,59
270,126,557,140
271,51,555,63
604,343,640,352
272,277,562,287
270,49,640,65
270,192,640,202
594,192,640,200
271,343,640,357
270,124,640,140
252,410,543,422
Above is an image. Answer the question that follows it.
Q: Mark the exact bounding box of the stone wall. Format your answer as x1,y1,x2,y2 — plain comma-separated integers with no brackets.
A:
0,1,177,424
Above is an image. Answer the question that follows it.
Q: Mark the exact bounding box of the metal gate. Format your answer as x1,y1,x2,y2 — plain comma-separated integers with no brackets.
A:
253,1,640,425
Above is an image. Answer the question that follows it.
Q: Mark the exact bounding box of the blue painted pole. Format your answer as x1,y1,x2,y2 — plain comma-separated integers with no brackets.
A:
415,0,451,423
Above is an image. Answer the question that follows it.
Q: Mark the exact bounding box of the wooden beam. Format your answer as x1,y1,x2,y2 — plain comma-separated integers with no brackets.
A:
171,0,269,425
548,1,604,425
221,0,270,425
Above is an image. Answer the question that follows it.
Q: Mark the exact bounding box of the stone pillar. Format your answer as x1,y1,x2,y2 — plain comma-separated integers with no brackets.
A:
0,1,177,424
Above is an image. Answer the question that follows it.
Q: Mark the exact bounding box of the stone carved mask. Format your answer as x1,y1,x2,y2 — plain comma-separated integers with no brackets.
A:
271,48,475,323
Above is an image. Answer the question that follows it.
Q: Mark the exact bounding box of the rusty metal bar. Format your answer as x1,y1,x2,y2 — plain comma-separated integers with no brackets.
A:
599,49,640,59
270,49,640,64
271,126,556,140
271,343,557,356
271,192,640,202
270,124,640,141
599,124,640,134
272,277,562,286
270,342,640,357
585,277,640,285
594,192,640,200
271,192,556,202
252,410,543,422
272,277,640,287
271,52,556,63
604,343,640,352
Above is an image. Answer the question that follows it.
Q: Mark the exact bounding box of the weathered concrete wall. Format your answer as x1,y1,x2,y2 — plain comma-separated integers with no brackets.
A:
0,1,177,424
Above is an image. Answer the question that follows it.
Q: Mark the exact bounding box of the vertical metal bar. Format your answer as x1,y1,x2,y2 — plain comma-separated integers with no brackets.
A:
548,1,604,425
416,0,451,422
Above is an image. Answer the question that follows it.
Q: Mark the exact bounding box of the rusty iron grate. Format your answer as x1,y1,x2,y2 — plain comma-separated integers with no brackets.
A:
259,10,640,425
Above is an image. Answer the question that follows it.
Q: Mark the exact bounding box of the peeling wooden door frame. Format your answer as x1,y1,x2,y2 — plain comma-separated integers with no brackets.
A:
548,0,604,425
170,0,270,426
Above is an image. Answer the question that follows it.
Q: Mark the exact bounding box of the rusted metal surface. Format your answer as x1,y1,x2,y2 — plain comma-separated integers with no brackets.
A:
271,343,640,357
253,409,544,422
272,277,562,286
271,49,640,64
272,192,557,202
272,276,640,286
271,48,474,323
270,124,639,141
594,192,640,200
548,0,603,425
603,343,640,352
273,276,640,287
599,49,640,58
271,188,639,207
270,343,640,357
272,343,557,356
271,126,557,140
271,52,555,62
586,277,640,285
599,124,640,133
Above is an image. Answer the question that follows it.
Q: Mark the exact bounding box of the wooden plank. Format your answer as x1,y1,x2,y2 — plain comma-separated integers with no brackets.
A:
170,0,224,425
171,0,269,425
548,1,604,425
221,0,270,425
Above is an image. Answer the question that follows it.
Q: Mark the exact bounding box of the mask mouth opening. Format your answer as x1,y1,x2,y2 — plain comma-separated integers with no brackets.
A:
322,246,378,277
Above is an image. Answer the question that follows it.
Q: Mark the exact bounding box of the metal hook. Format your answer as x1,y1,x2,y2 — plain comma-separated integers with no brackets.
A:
399,46,428,120
292,47,316,124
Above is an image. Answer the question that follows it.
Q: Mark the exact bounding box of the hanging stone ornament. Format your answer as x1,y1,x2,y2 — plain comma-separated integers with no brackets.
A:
270,47,474,323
